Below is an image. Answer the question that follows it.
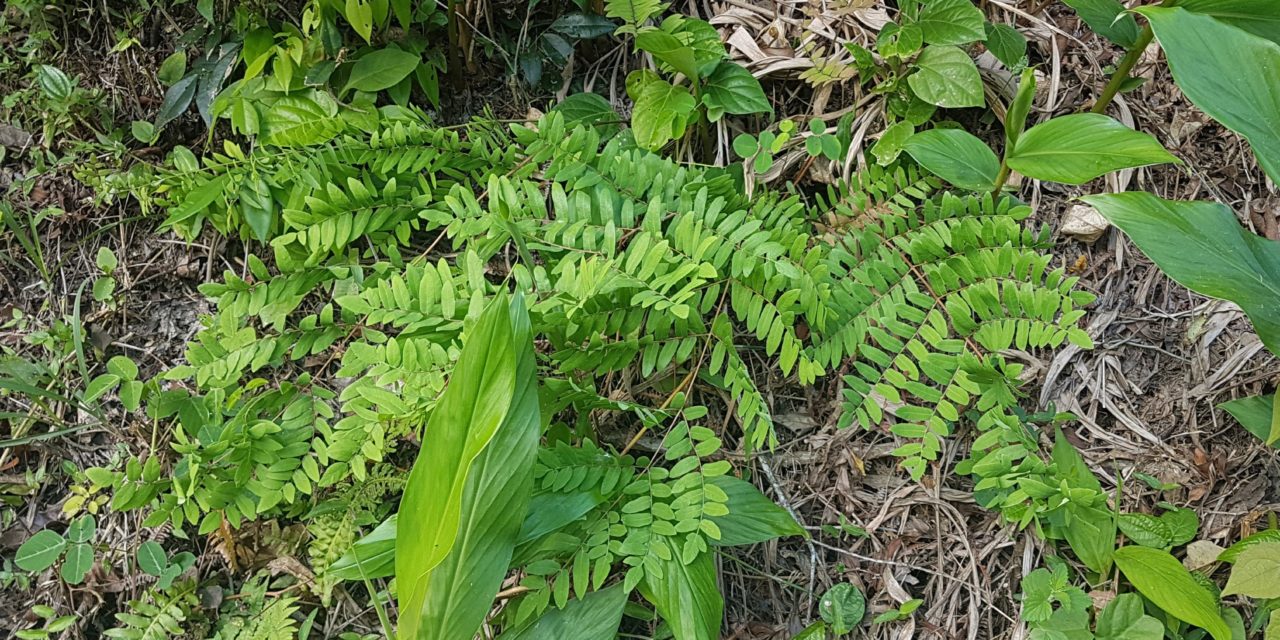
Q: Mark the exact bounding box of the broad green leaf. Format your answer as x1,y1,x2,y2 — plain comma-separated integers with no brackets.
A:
1062,0,1140,47
1176,0,1280,46
157,51,187,86
907,45,984,108
666,16,725,77
1221,542,1280,598
1219,393,1280,447
1161,507,1198,547
343,47,421,94
551,93,619,134
627,70,696,150
701,61,771,121
818,583,865,635
1007,113,1176,183
638,543,723,640
1035,607,1093,640
137,540,168,576
1096,593,1163,640
155,74,197,129
1063,504,1116,575
984,23,1028,69
1136,6,1280,183
106,356,137,381
706,475,804,546
84,374,120,402
34,65,74,102
635,28,699,81
517,490,603,545
1082,192,1280,355
1220,529,1280,563
871,121,914,166
549,12,619,40
605,0,667,32
61,543,93,584
16,530,66,572
239,175,274,241
66,515,95,544
345,0,374,43
1269,611,1280,640
498,584,627,640
264,95,343,146
399,294,541,640
916,0,986,45
1113,546,1231,640
902,128,999,191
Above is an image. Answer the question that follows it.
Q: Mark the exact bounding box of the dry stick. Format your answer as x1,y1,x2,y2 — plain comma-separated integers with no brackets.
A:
757,456,820,619
1090,24,1155,115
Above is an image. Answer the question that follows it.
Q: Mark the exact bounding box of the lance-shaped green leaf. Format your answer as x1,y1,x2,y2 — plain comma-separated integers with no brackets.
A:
1082,192,1280,356
1176,0,1280,46
1114,546,1232,640
707,475,804,546
400,294,542,639
1219,392,1280,446
638,543,723,640
902,128,1000,191
1062,0,1140,47
1006,113,1177,184
498,584,628,640
395,293,521,639
1137,6,1280,182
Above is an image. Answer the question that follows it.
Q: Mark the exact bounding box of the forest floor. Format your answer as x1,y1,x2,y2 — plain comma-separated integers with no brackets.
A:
1,1,1277,639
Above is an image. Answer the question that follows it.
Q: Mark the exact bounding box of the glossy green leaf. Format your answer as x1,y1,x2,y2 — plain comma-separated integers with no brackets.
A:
1221,529,1280,563
627,70,696,150
1082,192,1280,355
345,0,374,43
916,0,986,45
701,61,771,121
157,51,187,86
818,583,865,635
16,530,66,572
667,16,725,77
1096,593,1163,640
1113,546,1231,640
636,28,699,81
1219,393,1280,447
871,121,914,166
137,540,168,577
984,23,1027,69
397,294,541,639
1119,513,1174,548
903,128,999,191
499,584,627,640
155,74,197,129
343,47,421,94
1062,0,1140,47
706,476,804,546
1136,6,1280,182
264,95,343,147
550,12,619,40
331,515,396,580
907,45,984,108
61,543,93,584
34,65,74,102
550,93,619,134
1007,113,1177,184
638,543,723,640
1176,0,1280,46
1221,542,1280,598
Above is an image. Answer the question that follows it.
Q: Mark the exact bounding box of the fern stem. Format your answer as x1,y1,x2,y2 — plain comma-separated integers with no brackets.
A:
1090,24,1155,114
